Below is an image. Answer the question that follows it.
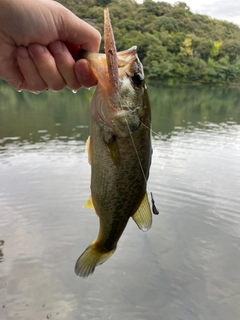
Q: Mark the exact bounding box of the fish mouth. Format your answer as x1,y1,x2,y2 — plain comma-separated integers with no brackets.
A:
78,8,138,95
79,47,138,93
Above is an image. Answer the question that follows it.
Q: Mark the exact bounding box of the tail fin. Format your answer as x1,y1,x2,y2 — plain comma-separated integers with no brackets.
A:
74,242,115,278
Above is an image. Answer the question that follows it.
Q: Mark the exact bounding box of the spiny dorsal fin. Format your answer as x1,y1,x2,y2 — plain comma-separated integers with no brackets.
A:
132,192,152,231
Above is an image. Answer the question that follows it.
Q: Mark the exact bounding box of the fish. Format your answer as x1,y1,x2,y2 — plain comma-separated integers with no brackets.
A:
74,8,153,278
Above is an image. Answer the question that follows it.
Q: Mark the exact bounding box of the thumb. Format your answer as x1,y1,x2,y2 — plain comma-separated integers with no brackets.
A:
57,7,101,53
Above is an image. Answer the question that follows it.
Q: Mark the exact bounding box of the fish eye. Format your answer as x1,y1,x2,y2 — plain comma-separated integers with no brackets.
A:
132,73,144,86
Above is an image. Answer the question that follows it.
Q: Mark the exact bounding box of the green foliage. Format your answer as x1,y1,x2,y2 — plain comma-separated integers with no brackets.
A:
153,16,178,32
58,0,240,84
210,41,222,58
180,38,193,57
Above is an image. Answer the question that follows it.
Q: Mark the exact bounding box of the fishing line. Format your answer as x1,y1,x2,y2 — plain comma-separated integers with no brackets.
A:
129,130,148,185
116,91,148,185
139,120,160,137
116,90,160,215
118,95,160,215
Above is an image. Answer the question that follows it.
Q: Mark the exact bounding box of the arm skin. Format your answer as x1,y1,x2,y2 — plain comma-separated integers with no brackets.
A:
0,0,101,93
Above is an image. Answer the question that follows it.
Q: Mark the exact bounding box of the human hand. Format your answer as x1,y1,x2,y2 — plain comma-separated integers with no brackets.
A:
0,0,101,93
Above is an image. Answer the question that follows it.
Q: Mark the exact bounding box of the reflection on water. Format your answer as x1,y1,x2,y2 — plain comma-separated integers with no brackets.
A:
0,81,240,320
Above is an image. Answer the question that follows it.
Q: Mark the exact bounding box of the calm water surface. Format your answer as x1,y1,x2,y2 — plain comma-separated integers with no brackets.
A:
0,81,240,320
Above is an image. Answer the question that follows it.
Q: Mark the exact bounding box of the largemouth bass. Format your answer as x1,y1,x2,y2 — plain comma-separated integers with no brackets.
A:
75,9,152,278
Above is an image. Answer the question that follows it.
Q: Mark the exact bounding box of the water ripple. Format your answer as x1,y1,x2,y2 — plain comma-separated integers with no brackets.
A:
1,85,240,320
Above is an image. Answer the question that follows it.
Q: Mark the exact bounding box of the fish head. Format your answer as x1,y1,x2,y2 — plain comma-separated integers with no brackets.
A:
116,46,147,135
83,46,149,139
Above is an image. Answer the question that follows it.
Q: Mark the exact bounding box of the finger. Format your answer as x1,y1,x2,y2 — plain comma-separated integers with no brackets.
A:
0,57,24,91
48,41,81,90
64,42,81,61
59,8,101,52
75,59,97,89
17,46,47,92
0,44,24,90
28,44,66,91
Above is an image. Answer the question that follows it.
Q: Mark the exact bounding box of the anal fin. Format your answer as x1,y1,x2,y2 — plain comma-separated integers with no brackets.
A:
132,192,152,231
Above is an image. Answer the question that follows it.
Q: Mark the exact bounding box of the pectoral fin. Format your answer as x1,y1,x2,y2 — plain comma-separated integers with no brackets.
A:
132,193,152,231
83,196,94,210
85,136,92,165
108,142,121,167
104,137,120,167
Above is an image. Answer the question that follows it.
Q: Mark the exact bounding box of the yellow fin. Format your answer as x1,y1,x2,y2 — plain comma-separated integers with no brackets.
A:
83,196,94,210
132,192,152,232
75,242,115,278
85,136,92,165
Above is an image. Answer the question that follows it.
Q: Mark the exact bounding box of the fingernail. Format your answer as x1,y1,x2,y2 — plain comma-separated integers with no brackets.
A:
17,46,29,59
49,41,64,55
28,44,45,57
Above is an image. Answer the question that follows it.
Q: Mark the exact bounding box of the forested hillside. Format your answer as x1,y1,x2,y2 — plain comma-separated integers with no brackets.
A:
58,0,240,84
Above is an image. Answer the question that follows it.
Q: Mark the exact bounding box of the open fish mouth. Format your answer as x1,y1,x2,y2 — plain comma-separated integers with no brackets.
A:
78,9,142,98
78,46,140,95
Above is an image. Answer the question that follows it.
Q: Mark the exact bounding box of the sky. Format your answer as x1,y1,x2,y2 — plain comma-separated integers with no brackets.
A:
138,0,240,26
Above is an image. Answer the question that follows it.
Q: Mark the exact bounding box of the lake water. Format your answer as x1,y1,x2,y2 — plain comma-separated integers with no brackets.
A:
0,81,240,320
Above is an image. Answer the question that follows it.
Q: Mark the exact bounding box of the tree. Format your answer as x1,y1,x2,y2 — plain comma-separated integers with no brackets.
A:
180,38,193,57
153,16,178,32
210,41,222,58
58,0,240,84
